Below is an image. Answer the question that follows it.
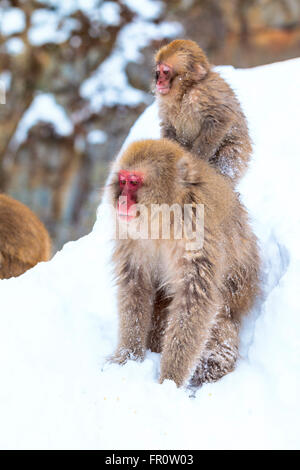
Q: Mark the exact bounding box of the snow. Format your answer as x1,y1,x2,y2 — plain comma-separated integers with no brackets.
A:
36,0,109,19
28,1,121,46
80,51,145,110
0,7,26,36
0,70,11,92
121,0,163,20
79,0,182,112
29,9,80,46
80,19,182,111
5,37,25,55
0,57,300,450
98,2,121,26
87,129,108,145
13,93,74,147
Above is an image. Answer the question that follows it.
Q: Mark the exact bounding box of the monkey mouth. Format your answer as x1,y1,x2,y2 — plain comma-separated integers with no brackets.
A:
118,212,136,222
117,201,139,222
117,209,140,222
157,85,170,95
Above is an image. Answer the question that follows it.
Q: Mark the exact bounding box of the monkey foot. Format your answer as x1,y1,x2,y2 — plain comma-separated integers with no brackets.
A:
105,349,146,368
189,357,235,387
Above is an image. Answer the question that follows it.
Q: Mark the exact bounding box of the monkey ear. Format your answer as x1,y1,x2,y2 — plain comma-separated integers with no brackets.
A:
177,155,198,184
177,156,190,181
195,64,207,80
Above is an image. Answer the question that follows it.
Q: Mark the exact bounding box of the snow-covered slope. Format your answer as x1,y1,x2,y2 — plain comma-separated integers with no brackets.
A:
0,58,299,450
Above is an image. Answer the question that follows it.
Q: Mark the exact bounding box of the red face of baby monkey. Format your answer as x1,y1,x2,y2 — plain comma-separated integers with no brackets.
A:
117,170,144,221
155,63,173,95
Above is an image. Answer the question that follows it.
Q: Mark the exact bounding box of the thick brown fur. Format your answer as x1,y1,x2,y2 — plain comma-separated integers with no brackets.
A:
0,194,51,279
155,39,252,185
109,139,260,387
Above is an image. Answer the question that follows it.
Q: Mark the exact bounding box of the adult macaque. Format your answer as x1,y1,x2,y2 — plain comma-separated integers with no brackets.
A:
155,39,252,185
0,194,51,279
108,139,260,387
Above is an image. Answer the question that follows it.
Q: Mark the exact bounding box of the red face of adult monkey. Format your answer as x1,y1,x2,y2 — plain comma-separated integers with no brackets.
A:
154,39,252,186
117,170,144,221
108,139,260,388
110,140,183,228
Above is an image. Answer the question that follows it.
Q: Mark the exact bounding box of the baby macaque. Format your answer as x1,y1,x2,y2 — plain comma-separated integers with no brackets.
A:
155,39,252,185
0,194,51,279
108,139,260,387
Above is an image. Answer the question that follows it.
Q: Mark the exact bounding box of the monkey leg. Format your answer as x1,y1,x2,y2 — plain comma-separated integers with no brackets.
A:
161,122,177,142
190,263,260,386
210,139,249,184
147,289,171,353
225,264,260,323
159,257,222,387
110,273,154,365
189,311,240,386
0,252,34,279
191,116,232,161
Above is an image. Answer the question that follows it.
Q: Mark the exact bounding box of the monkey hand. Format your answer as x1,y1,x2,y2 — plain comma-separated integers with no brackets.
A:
161,123,177,141
106,347,146,367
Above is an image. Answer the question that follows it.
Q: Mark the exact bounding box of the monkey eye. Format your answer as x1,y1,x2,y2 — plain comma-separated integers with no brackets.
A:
119,179,126,185
130,180,138,186
155,71,159,80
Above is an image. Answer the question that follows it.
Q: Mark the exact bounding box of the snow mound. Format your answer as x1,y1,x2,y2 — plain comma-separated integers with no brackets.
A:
0,58,300,450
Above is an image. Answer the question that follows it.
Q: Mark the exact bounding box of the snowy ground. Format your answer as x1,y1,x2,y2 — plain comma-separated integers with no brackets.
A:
0,58,299,450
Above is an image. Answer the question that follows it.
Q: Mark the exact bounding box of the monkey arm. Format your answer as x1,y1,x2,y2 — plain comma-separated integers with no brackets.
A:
192,109,233,161
159,255,222,387
160,121,177,141
110,268,154,364
161,121,193,150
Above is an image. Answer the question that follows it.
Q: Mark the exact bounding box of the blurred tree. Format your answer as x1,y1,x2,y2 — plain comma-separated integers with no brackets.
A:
164,0,300,67
0,0,179,251
0,0,299,253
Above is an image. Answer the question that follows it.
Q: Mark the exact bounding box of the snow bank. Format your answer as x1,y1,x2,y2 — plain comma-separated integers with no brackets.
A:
0,58,299,450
